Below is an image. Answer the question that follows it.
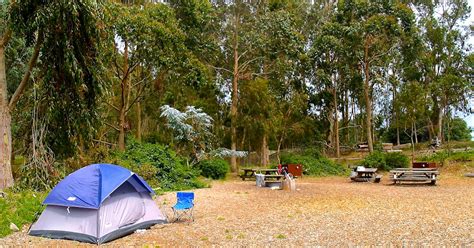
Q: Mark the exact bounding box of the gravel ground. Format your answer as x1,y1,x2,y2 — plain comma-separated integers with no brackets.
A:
1,175,473,247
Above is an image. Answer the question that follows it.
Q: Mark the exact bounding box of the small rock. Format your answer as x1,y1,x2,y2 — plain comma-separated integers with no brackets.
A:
10,223,19,232
0,191,5,198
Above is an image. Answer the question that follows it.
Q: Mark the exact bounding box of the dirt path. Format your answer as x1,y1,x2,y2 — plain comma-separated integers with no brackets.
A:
1,176,473,247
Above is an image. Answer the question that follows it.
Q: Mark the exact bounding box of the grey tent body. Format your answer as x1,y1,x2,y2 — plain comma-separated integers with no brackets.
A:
29,176,167,244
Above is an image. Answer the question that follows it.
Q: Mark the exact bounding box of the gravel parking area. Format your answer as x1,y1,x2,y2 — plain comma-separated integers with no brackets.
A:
1,176,473,247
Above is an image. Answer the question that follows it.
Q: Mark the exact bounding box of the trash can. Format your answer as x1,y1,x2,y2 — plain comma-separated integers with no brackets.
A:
412,162,437,168
282,164,303,177
255,174,265,187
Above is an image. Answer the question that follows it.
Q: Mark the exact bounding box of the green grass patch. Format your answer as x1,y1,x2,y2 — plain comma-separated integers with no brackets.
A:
275,234,286,239
0,190,46,238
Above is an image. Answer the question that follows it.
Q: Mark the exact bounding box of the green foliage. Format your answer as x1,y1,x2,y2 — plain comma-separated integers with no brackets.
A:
359,151,409,171
197,159,229,180
14,162,67,192
384,152,410,170
419,150,474,166
9,0,108,158
358,151,386,170
280,152,349,176
0,191,46,238
109,140,206,191
445,117,471,141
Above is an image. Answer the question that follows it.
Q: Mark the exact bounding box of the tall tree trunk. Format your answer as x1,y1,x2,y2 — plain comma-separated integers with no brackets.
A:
396,124,400,146
136,100,141,142
363,41,374,153
230,12,240,173
0,29,42,189
353,99,358,144
276,135,284,164
344,89,349,144
393,84,400,146
0,45,13,189
333,86,340,158
437,105,443,142
118,40,130,151
414,122,418,144
261,134,269,167
410,122,415,163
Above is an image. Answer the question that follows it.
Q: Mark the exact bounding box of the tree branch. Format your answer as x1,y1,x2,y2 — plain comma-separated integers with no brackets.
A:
125,82,146,114
237,50,248,61
113,57,124,79
132,74,151,88
104,122,120,131
92,139,117,146
239,57,263,71
9,29,44,110
209,65,233,74
105,101,120,112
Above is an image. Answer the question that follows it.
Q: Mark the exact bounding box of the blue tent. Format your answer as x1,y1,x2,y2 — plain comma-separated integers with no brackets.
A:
43,163,154,209
30,163,166,244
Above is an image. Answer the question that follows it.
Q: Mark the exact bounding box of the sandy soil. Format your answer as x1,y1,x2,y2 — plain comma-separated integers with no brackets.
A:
1,175,473,247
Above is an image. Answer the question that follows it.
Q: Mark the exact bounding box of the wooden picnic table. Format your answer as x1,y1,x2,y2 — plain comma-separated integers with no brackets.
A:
260,174,285,181
255,173,285,189
256,169,279,175
350,167,381,183
390,168,439,185
240,168,280,181
240,169,257,181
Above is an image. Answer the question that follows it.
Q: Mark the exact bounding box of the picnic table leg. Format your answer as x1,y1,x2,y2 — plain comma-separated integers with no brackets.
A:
430,174,437,185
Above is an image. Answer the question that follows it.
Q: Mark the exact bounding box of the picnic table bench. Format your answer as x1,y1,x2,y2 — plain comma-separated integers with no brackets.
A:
350,167,381,183
240,168,280,181
390,168,439,185
255,173,285,188
240,169,257,181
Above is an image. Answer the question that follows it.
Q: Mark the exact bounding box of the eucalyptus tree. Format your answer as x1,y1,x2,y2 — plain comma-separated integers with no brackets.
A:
310,20,346,157
335,0,415,152
0,0,106,189
214,0,261,172
246,0,307,165
416,0,472,142
106,2,187,150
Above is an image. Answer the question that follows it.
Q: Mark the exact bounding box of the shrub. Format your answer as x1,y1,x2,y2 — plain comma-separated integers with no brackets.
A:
280,153,349,176
419,150,474,166
359,151,409,171
197,159,229,179
109,140,207,191
384,152,410,170
358,151,386,169
0,190,46,238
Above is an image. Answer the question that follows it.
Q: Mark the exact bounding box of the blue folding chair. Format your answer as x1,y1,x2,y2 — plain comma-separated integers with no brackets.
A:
172,192,194,222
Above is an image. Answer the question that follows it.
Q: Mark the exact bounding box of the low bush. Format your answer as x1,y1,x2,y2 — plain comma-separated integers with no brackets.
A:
384,152,410,170
358,151,409,171
280,153,349,176
0,190,46,238
419,150,474,166
197,159,229,179
109,140,207,191
358,151,386,169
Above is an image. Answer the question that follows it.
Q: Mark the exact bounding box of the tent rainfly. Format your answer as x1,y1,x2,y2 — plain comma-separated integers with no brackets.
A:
29,163,166,244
